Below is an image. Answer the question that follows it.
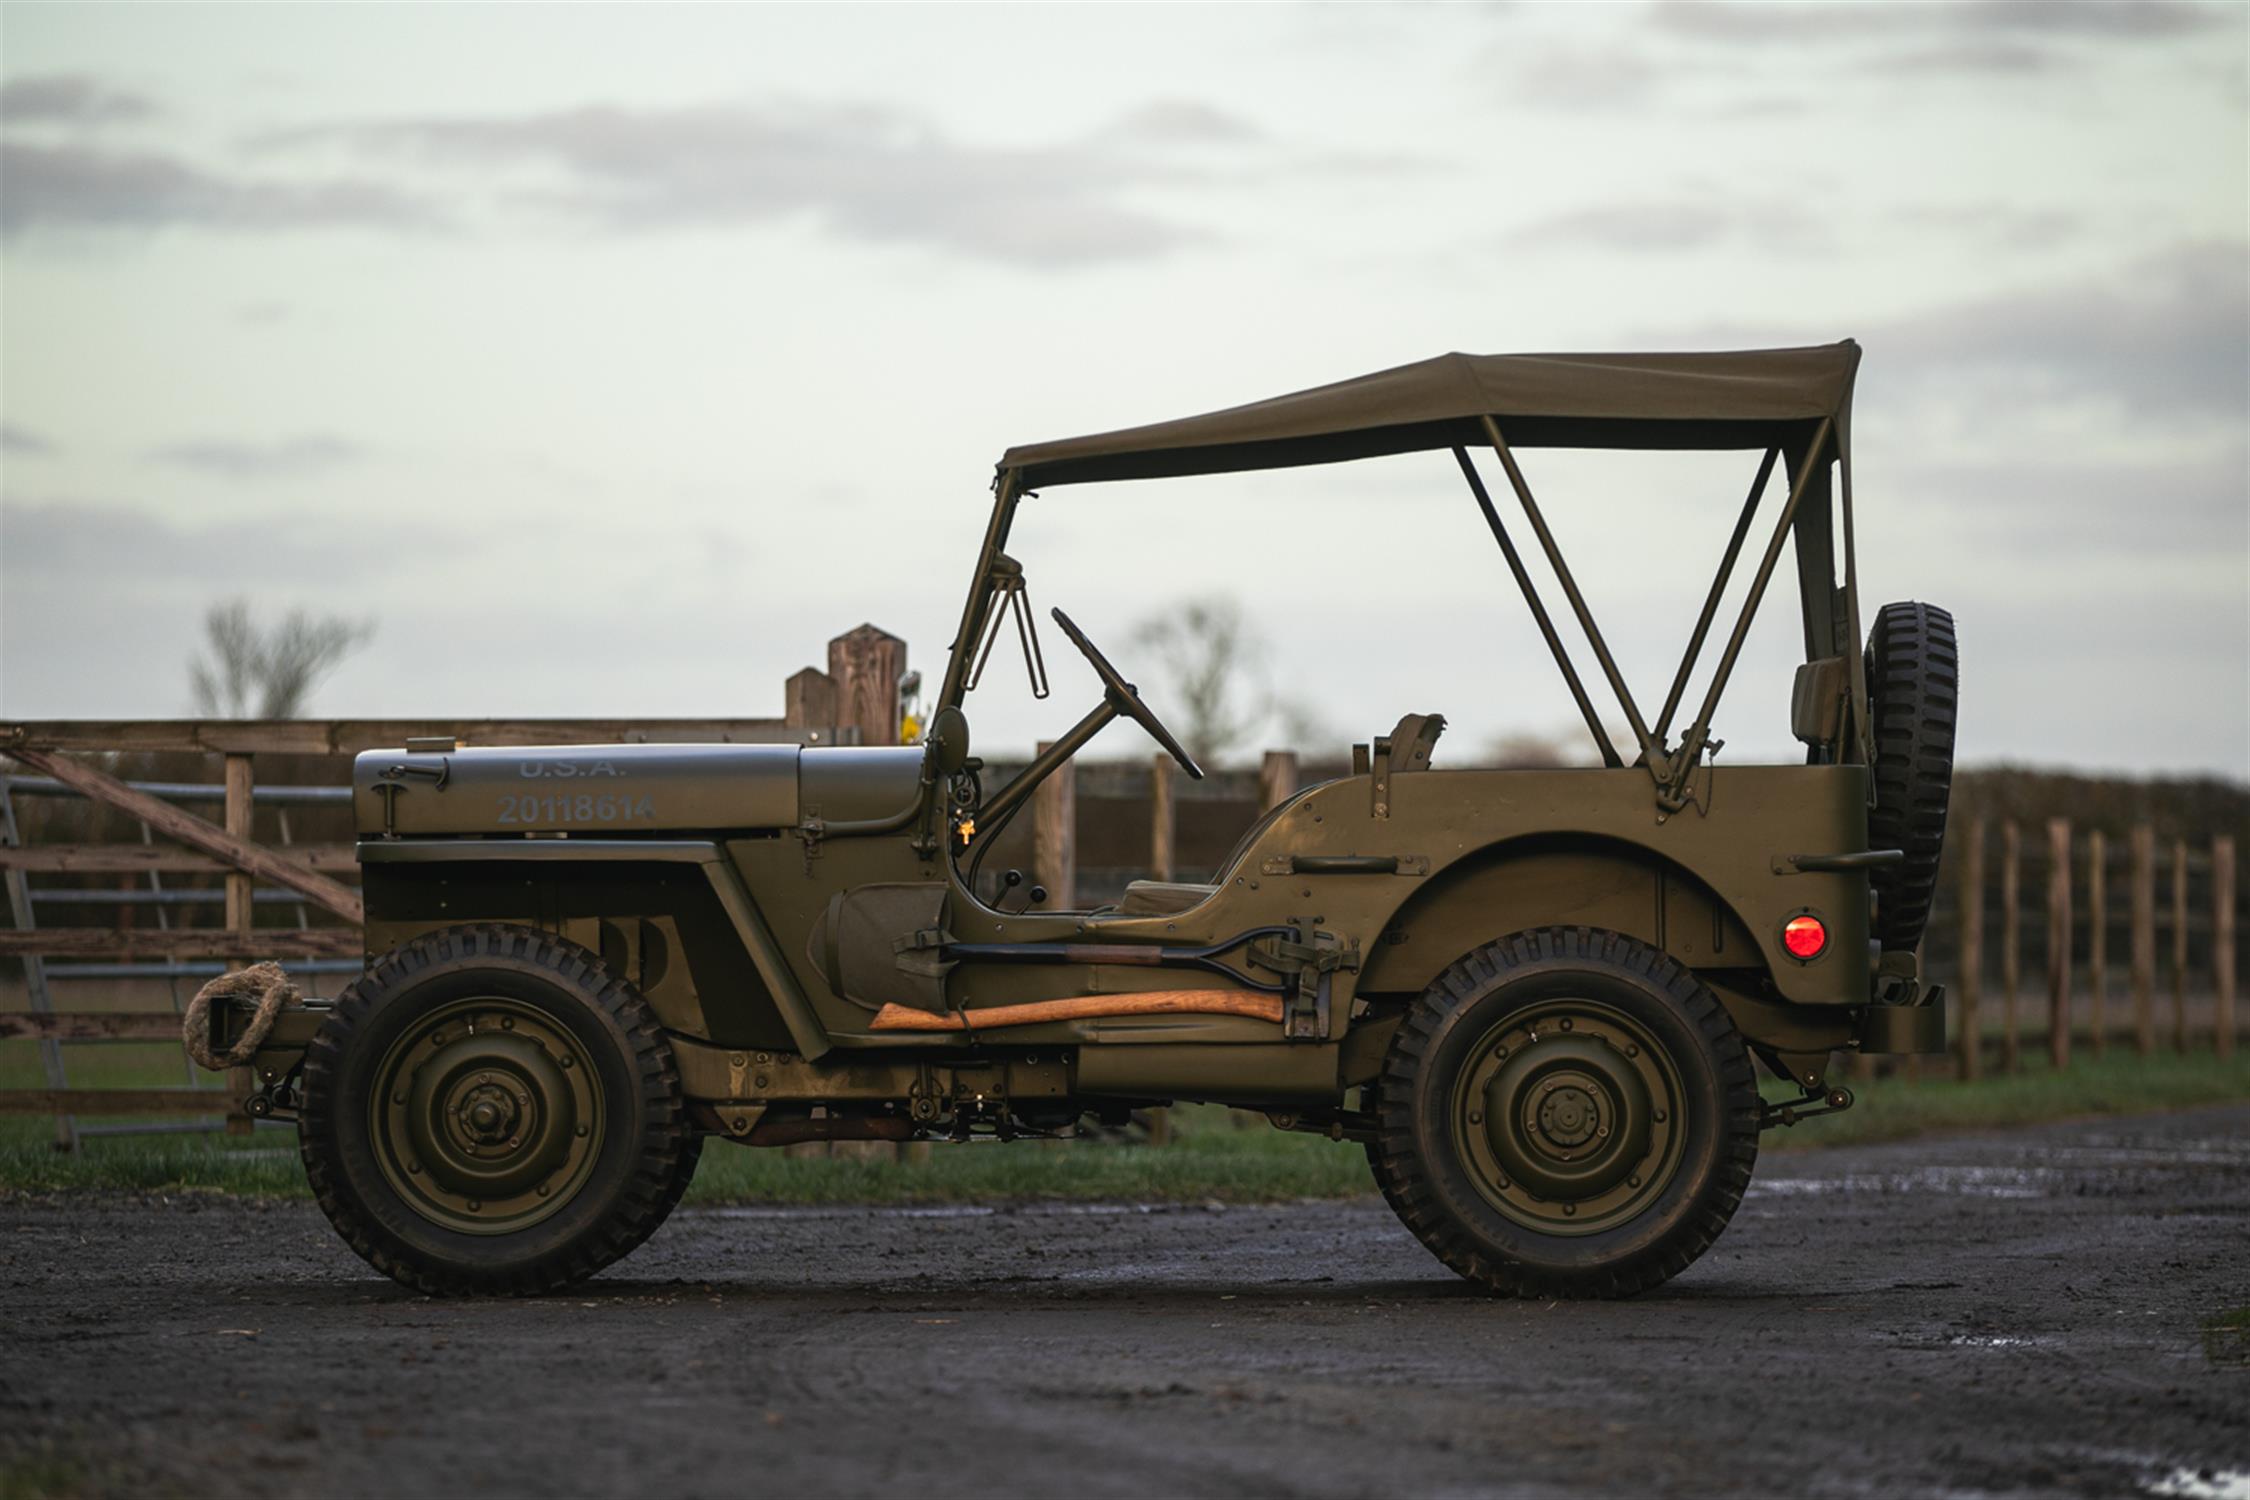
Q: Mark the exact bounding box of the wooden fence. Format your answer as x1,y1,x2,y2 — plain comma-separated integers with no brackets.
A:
5,637,2241,1154
1949,817,2236,1078
0,624,905,1150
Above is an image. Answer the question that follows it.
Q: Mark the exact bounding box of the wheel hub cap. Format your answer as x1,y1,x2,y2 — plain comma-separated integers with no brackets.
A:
371,997,604,1235
1454,999,1685,1236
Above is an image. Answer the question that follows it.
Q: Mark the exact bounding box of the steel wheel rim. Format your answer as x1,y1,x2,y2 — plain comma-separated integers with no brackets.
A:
370,996,603,1235
1450,997,1686,1237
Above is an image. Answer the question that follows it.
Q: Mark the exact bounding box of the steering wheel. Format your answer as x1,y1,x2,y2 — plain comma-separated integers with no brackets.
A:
1049,608,1205,780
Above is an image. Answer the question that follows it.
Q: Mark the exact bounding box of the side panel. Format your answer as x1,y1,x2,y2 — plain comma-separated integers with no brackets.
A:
1071,764,1873,1010
360,859,798,1051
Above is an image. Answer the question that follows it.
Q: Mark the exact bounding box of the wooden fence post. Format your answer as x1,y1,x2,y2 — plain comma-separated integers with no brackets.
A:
223,753,256,1136
784,667,839,736
2001,820,2021,1073
2046,818,2071,1071
1148,753,1175,883
1958,816,1984,1080
1033,740,1075,910
1258,750,1300,814
2173,837,2190,1053
799,640,898,1163
2086,829,2106,1060
828,625,906,747
2132,824,2155,1056
2215,834,2236,1060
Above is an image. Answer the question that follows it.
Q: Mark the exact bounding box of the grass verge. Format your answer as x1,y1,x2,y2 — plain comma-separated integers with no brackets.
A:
3,1041,2245,1204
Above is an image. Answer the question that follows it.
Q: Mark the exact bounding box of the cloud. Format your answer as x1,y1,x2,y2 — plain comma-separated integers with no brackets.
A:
1505,196,1829,254
1103,99,1264,148
143,434,366,481
1648,1,2225,46
0,140,440,237
0,73,155,126
0,497,380,587
0,423,58,457
1502,43,1669,110
1898,204,2084,251
1874,240,2248,422
1646,1,2230,80
1889,450,2247,561
260,100,1210,266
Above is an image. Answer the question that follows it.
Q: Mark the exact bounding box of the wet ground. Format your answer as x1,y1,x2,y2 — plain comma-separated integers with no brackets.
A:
3,1105,2246,1499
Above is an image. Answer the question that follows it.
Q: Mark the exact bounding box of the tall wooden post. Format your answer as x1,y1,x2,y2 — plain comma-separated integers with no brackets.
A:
2046,818,2071,1071
1957,816,1984,1080
1148,754,1175,883
223,754,256,1137
1033,740,1075,911
2214,834,2236,1059
1258,750,1300,814
828,625,907,747
2000,820,2021,1073
2131,824,2155,1056
2086,829,2106,1060
812,628,905,1164
2172,837,2190,1053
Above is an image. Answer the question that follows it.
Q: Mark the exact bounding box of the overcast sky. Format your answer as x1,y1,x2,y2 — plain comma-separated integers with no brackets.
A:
2,2,2244,776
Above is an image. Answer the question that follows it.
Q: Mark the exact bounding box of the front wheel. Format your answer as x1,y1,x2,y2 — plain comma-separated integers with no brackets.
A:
300,924,698,1296
1368,927,1759,1298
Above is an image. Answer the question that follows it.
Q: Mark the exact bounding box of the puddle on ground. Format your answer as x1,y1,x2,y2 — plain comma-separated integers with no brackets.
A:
1751,1166,2052,1199
2148,1467,2250,1500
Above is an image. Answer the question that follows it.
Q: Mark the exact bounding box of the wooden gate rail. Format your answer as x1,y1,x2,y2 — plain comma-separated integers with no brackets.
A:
0,843,358,873
0,710,862,1149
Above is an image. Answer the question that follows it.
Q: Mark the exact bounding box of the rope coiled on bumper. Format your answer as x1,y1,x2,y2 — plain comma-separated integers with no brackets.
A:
182,961,301,1071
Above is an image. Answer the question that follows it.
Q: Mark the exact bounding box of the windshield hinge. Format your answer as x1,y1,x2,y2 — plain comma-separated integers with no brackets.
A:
966,554,1049,700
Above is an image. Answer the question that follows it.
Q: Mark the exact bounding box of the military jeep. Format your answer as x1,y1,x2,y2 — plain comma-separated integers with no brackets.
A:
224,340,1958,1297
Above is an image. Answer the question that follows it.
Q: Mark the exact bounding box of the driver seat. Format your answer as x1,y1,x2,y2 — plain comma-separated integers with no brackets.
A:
1116,879,1219,917
1112,778,1310,917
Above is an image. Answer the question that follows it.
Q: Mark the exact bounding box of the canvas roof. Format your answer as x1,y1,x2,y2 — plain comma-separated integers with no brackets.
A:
999,340,1858,489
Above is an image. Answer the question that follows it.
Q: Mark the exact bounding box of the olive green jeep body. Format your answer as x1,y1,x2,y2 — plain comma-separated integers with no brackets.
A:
231,341,1958,1296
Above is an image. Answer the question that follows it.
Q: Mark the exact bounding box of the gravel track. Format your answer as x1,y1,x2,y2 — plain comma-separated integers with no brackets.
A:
3,1105,2246,1498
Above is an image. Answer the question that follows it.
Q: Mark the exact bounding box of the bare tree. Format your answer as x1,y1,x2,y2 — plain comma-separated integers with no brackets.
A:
188,598,374,718
1128,597,1334,766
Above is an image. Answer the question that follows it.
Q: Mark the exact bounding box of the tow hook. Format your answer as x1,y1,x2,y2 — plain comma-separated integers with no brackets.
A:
1759,1085,1854,1130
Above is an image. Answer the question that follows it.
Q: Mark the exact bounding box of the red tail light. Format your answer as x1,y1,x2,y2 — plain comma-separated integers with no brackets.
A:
1782,914,1828,959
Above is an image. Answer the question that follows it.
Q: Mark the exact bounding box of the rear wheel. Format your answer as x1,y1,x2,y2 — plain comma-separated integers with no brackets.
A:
300,924,696,1296
1866,601,1959,950
1370,927,1759,1298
